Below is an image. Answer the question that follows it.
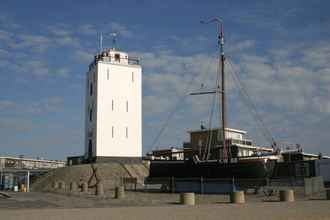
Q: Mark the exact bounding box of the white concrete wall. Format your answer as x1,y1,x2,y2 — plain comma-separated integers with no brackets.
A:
96,60,141,158
85,50,142,159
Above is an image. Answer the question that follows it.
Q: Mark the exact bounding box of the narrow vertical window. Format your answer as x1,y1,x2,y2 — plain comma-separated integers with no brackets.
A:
126,101,128,112
90,83,93,96
125,127,128,138
107,69,109,80
112,126,114,138
89,108,93,121
131,72,134,82
112,100,114,111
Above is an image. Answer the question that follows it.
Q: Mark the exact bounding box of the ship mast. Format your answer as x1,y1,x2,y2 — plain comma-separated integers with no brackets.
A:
219,21,228,161
197,17,228,161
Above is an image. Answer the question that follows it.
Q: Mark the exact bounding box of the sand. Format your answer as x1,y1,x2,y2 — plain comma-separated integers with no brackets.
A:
0,191,329,220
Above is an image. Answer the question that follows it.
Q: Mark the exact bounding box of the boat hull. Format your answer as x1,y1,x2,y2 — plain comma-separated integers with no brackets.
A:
148,160,271,179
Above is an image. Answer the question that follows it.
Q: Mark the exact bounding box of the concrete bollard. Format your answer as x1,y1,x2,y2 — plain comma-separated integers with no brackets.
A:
96,182,104,196
58,181,66,190
70,182,78,192
115,186,125,199
52,181,59,189
230,191,245,204
180,192,195,205
81,182,88,193
279,190,295,202
326,189,330,200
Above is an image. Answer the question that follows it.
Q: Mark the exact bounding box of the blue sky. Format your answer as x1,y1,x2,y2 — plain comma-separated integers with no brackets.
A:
0,0,329,160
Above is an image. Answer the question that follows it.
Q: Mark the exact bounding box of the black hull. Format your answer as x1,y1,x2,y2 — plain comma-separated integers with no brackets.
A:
148,160,272,179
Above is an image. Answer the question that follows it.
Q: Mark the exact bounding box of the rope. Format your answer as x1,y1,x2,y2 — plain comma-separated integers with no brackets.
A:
226,58,276,146
149,53,216,150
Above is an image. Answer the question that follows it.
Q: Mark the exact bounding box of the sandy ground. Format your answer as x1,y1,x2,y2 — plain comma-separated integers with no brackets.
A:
0,191,329,220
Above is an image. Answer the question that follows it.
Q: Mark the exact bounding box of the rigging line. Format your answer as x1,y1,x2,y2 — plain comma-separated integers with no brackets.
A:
226,59,274,145
203,73,218,161
203,53,221,161
149,53,217,150
225,58,276,145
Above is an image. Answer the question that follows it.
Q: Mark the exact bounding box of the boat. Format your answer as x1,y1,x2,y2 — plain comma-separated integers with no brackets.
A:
146,18,329,193
146,17,278,189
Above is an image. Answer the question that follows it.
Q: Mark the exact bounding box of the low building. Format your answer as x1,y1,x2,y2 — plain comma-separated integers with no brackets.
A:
146,147,184,160
186,127,273,160
0,156,65,170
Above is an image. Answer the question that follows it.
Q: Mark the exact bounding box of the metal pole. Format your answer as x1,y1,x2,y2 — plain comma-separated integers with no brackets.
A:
0,167,2,190
200,17,228,162
219,23,227,161
26,171,30,192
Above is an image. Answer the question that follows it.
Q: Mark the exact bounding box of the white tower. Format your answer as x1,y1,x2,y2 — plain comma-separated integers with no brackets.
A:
84,48,142,163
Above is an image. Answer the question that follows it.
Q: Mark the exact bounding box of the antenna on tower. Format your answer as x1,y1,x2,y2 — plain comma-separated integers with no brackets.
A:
99,32,103,53
111,32,117,50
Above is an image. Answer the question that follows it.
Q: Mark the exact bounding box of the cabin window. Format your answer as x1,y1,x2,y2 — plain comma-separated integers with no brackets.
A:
126,101,128,112
115,53,120,62
112,126,114,138
125,127,128,138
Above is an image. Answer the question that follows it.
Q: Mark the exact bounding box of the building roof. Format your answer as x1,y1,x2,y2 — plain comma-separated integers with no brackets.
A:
187,127,247,134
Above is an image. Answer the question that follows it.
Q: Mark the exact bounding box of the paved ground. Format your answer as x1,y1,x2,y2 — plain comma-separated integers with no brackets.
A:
0,191,329,219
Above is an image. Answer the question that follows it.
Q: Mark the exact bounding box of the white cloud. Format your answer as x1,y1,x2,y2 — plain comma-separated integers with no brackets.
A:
78,24,97,36
0,48,9,57
0,29,12,42
0,97,64,115
74,50,94,63
55,67,71,78
10,34,51,52
109,22,133,38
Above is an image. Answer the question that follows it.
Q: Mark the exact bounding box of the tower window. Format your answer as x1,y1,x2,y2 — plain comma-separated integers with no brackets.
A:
126,101,128,112
132,72,134,82
89,108,93,121
112,100,114,111
107,69,109,80
90,83,93,96
112,126,114,138
115,54,120,62
125,127,128,138
88,139,93,159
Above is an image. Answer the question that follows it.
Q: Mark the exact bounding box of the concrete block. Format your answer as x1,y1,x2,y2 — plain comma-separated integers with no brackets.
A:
230,191,245,204
180,192,195,205
81,182,88,193
280,190,295,202
96,182,104,196
70,182,78,192
115,186,125,199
